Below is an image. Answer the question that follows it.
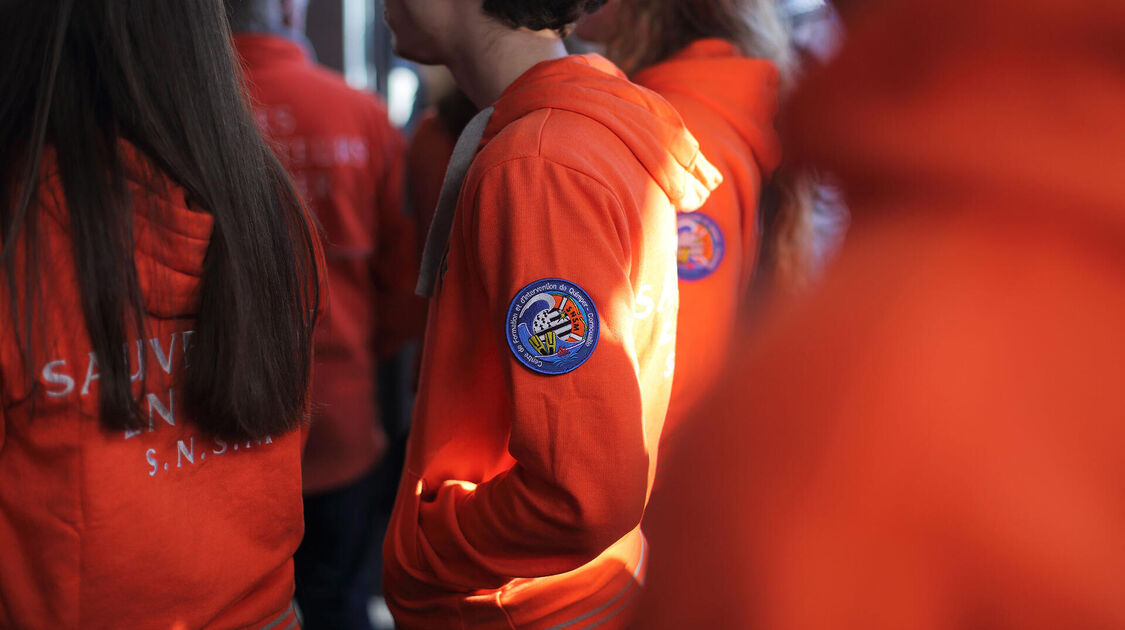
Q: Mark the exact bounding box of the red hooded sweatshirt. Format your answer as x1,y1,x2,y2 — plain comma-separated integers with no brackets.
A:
382,55,719,630
632,38,782,463
234,34,421,493
637,1,1125,628
0,150,312,629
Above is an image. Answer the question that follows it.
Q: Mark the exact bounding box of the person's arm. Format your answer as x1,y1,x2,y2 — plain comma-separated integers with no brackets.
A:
414,157,655,589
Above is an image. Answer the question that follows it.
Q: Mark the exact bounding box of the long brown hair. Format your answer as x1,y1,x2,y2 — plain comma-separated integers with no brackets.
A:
0,0,320,440
608,0,797,82
606,0,816,292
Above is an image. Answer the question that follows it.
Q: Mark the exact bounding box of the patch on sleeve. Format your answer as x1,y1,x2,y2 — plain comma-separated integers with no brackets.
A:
506,278,600,376
677,212,725,281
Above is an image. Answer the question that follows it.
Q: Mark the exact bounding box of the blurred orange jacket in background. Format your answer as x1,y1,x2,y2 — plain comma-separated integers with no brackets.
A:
383,54,718,630
638,0,1125,628
632,38,782,474
234,34,421,494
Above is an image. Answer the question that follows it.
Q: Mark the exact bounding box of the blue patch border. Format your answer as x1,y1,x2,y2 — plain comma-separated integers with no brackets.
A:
506,278,600,376
677,211,725,281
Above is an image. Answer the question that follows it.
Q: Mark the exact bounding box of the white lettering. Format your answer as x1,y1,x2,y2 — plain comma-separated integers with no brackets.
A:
128,340,145,382
146,388,174,428
146,449,159,477
176,437,194,467
349,138,368,164
334,137,351,163
213,439,228,455
149,334,176,375
659,319,676,347
41,360,75,397
273,107,296,135
635,285,655,320
81,352,100,395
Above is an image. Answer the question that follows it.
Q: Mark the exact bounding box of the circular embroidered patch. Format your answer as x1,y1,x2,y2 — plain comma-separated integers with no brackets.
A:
506,278,600,376
677,212,725,281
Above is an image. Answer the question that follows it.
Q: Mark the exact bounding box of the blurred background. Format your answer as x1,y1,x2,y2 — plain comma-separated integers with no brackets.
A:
306,0,838,132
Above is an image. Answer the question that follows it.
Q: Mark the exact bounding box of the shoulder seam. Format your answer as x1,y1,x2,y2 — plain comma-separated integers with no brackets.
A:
459,151,630,279
535,108,551,158
464,152,626,221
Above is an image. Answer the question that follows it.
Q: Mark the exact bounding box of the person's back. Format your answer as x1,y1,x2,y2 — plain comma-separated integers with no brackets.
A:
637,42,782,435
578,0,805,464
637,0,1125,627
0,3,321,628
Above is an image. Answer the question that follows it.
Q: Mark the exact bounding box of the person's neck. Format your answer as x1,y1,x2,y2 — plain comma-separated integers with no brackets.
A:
447,28,569,109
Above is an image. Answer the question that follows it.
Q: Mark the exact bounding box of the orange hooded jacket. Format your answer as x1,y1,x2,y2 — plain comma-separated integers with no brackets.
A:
0,151,316,629
382,54,719,630
233,33,420,494
632,38,782,462
637,1,1125,628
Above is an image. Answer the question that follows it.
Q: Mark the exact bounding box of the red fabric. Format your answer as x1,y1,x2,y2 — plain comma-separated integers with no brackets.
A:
638,1,1125,628
382,54,719,629
0,151,309,630
234,34,422,493
633,38,782,467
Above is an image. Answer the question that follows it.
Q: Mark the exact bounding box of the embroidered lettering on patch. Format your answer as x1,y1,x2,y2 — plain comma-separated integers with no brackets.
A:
677,212,725,281
506,278,600,376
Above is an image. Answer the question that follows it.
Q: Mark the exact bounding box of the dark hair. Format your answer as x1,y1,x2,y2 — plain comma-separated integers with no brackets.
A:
0,0,319,441
605,0,817,293
607,0,797,80
482,0,609,34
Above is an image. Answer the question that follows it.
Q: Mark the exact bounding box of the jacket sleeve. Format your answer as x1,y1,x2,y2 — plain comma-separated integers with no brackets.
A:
369,116,425,356
412,157,657,589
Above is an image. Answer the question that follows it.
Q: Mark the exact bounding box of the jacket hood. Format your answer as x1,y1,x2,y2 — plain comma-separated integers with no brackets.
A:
787,0,1125,236
634,39,783,177
483,54,722,212
41,144,214,319
131,167,213,320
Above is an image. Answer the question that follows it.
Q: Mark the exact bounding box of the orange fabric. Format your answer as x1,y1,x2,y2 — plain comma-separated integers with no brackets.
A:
234,34,421,493
383,54,719,629
0,152,309,630
633,38,782,465
638,1,1125,628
